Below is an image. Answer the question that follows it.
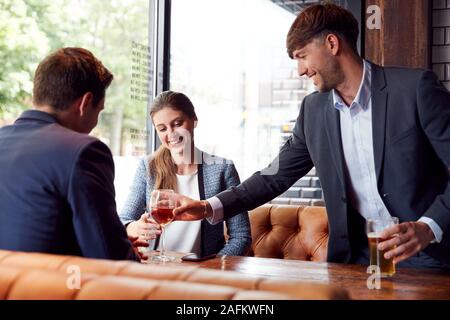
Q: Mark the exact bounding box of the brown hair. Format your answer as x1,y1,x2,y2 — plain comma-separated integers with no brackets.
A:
286,3,359,58
33,47,113,110
149,91,198,190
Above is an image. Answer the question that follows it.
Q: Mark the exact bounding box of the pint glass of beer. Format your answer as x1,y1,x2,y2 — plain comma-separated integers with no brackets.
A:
366,217,399,277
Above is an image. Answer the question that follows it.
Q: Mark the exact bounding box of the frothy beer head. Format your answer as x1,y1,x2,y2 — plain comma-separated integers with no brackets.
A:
368,232,379,238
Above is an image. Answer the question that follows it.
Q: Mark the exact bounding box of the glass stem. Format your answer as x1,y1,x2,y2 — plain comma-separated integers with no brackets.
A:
160,225,165,257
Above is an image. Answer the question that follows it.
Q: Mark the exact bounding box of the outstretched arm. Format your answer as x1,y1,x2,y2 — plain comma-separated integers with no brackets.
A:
174,98,313,221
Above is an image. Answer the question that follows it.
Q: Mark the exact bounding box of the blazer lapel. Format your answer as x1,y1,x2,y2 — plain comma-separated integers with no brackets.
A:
324,93,346,189
370,63,388,186
197,161,206,201
196,154,208,256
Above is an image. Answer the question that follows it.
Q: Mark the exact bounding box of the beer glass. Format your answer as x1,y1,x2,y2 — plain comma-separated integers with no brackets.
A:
366,217,399,277
149,189,176,262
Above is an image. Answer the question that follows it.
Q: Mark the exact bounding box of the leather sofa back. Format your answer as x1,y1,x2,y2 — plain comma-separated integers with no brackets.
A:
0,265,293,300
0,250,348,300
248,205,328,261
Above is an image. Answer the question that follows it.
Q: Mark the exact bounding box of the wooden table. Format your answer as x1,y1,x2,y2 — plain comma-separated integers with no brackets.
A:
179,255,450,300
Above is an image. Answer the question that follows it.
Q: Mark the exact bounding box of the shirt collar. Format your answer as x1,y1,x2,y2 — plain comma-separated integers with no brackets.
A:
15,109,58,124
333,60,372,112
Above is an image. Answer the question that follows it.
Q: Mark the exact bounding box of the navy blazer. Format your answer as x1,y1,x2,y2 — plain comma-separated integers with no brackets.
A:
216,62,450,265
120,152,252,256
0,110,136,260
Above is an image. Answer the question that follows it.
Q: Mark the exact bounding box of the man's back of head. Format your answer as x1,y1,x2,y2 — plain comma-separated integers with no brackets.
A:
32,47,114,134
0,48,136,261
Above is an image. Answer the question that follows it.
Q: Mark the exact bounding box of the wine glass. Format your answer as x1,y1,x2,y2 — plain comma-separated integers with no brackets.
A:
149,189,176,262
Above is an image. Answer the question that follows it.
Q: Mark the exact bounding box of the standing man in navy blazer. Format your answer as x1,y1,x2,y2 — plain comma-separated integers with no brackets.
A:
0,48,141,260
173,4,450,268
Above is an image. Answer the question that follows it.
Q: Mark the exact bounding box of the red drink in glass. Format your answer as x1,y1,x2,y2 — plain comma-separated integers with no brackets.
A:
152,207,174,226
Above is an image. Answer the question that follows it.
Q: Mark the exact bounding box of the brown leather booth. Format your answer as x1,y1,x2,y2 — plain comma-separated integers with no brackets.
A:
0,249,348,300
0,265,292,300
248,205,328,261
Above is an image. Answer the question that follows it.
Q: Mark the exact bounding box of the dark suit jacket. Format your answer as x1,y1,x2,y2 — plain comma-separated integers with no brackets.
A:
0,110,136,260
216,62,450,264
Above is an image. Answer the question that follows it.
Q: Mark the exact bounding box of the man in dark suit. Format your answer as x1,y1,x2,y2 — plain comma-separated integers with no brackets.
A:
173,4,450,267
0,48,143,260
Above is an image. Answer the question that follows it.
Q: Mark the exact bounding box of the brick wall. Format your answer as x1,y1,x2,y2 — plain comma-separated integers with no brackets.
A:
271,167,325,207
432,0,450,91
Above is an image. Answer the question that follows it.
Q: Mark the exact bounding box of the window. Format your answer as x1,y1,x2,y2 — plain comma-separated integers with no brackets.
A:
0,0,151,156
170,0,315,180
0,0,153,209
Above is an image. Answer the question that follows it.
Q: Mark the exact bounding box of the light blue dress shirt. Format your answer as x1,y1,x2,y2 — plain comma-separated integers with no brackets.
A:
208,60,443,243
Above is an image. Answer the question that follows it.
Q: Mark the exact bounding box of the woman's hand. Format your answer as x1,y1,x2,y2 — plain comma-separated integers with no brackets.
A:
128,235,149,262
126,212,161,240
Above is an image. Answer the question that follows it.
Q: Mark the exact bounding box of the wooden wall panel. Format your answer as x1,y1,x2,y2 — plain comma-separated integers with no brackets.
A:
365,0,431,68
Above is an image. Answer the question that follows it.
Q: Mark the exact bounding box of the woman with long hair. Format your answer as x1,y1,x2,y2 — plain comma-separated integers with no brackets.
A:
120,91,251,257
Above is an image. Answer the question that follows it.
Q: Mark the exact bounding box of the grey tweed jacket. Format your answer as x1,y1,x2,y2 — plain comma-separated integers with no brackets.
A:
119,151,251,256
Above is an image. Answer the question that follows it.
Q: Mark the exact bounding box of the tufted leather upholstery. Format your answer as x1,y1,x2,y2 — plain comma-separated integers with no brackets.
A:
0,249,348,300
0,265,298,300
248,205,328,261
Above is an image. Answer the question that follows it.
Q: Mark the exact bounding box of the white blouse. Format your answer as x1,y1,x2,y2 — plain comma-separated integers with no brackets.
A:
156,171,202,255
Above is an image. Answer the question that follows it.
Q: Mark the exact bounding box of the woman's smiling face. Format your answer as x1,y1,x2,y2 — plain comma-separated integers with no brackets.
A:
152,105,196,153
